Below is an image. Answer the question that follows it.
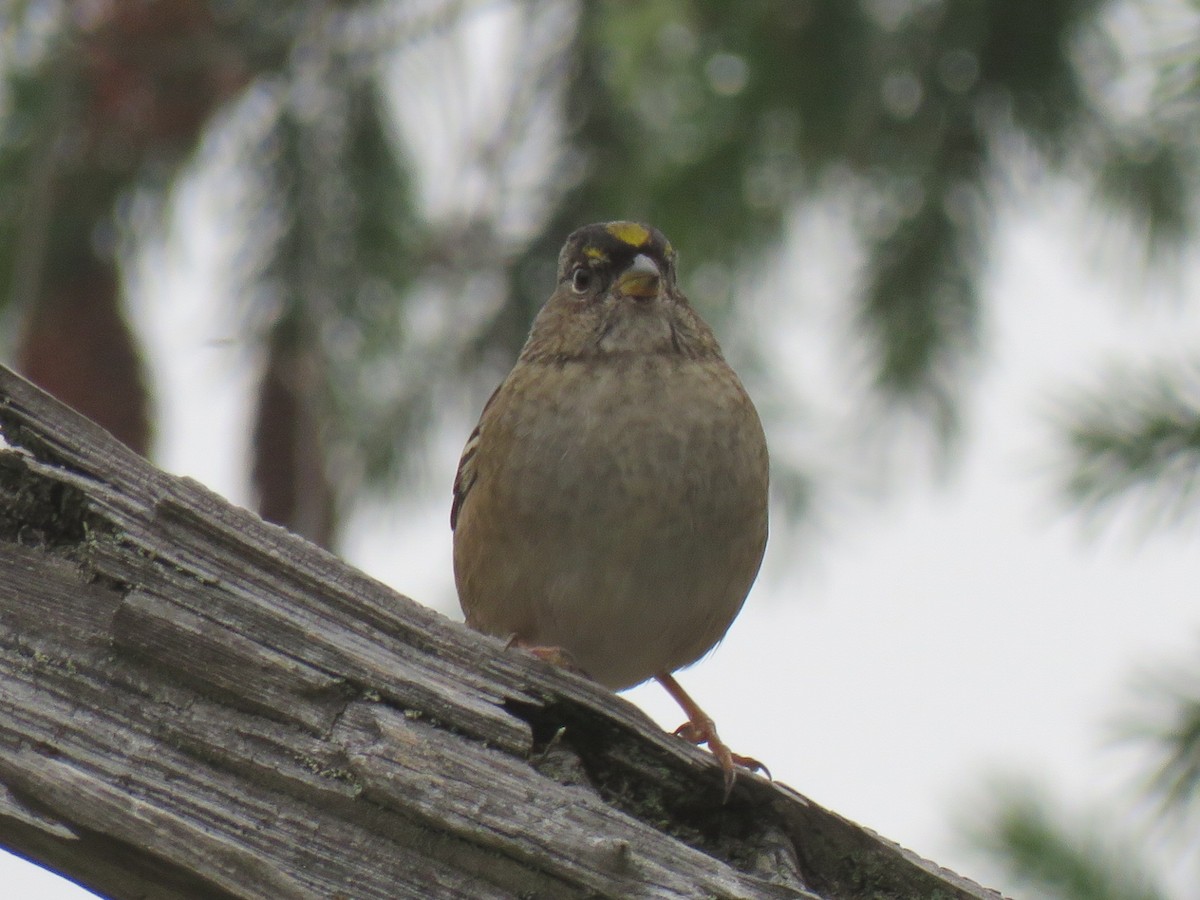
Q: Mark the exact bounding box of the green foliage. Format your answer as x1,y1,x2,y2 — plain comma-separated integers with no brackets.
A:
0,26,107,323
966,0,1104,147
969,781,1168,900
1097,139,1197,257
974,652,1200,899
1144,695,1200,821
1060,362,1200,525
248,69,427,495
1122,658,1200,822
981,357,1200,894
859,173,984,439
0,63,51,322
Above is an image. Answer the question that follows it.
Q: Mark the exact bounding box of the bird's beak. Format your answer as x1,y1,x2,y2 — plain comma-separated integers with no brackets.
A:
615,254,661,300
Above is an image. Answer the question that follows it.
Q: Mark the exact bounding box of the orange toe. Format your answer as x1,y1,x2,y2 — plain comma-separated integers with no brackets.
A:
657,672,769,801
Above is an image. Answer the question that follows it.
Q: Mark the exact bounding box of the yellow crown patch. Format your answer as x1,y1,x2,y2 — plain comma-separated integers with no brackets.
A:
605,221,650,247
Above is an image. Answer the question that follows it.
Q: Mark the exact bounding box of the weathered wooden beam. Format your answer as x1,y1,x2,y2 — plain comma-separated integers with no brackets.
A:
0,364,1003,899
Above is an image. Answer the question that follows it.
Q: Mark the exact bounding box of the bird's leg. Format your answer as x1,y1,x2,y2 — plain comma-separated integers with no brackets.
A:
655,671,769,801
505,635,589,677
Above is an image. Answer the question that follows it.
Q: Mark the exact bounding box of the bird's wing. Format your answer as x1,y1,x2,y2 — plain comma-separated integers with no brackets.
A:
451,383,502,530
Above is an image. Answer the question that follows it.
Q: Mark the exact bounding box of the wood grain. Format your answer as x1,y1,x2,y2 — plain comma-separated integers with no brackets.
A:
0,364,1003,899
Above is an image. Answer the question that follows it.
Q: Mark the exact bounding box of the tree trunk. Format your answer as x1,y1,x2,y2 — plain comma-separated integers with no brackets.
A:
0,364,1003,899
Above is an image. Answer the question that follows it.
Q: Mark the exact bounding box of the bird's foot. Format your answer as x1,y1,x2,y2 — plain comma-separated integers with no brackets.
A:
505,636,590,677
673,719,771,779
656,672,770,801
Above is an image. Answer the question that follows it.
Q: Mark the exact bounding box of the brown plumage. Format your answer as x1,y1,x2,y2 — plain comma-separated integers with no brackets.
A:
452,222,769,795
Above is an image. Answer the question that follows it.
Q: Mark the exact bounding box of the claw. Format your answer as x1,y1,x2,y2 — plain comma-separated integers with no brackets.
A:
657,672,770,801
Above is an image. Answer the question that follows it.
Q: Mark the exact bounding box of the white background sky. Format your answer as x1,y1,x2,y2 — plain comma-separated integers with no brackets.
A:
6,9,1200,897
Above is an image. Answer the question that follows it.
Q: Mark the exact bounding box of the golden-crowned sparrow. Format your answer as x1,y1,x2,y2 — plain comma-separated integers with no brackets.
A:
452,221,769,795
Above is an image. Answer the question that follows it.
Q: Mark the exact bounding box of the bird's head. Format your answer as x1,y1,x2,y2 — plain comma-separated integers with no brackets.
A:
520,221,720,362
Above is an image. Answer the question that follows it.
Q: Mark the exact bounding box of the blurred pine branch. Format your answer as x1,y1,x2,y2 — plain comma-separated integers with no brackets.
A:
1060,362,1200,525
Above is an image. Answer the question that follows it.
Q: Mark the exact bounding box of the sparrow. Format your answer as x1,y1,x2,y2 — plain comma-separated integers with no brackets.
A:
452,221,769,796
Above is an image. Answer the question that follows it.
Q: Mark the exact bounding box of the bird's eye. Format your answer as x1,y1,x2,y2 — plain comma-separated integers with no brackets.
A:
570,266,594,294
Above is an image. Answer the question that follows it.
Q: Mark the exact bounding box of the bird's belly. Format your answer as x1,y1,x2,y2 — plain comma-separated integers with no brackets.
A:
473,362,768,689
520,509,756,689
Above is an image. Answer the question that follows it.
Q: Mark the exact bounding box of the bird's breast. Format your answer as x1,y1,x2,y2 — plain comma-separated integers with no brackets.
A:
503,355,764,529
457,352,769,689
